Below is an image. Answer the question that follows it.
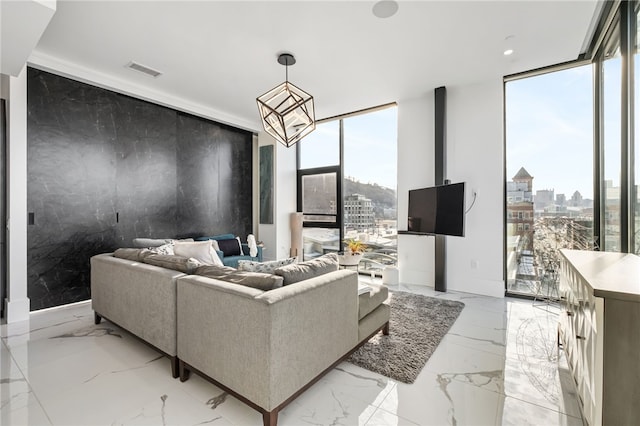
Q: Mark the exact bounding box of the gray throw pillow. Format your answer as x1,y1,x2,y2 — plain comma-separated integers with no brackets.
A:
194,265,284,291
112,248,154,262
274,253,339,286
142,254,201,274
237,257,297,274
113,248,148,261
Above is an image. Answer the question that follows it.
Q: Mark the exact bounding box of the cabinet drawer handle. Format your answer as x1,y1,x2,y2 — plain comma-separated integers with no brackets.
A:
576,335,585,340
566,311,573,317
560,296,566,300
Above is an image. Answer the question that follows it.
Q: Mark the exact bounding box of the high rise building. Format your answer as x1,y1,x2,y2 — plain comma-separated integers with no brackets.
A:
344,194,375,231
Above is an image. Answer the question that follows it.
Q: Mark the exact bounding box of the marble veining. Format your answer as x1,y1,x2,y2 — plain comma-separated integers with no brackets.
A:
447,332,506,347
435,373,457,425
83,355,165,384
26,67,253,311
438,369,505,393
334,367,388,388
52,325,122,339
0,285,584,426
207,392,228,410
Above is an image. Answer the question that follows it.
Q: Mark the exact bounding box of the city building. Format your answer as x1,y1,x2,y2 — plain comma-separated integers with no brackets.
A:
344,194,375,231
570,190,583,207
507,167,534,250
534,189,555,211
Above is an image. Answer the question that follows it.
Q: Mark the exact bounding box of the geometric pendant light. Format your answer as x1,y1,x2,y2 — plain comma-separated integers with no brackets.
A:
256,53,316,147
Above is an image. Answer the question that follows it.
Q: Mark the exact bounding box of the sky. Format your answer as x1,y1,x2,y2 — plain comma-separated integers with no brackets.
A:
300,62,620,200
506,63,603,200
299,106,398,190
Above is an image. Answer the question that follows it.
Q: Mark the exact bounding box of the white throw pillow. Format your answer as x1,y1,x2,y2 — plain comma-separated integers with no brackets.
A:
238,257,297,274
173,240,223,266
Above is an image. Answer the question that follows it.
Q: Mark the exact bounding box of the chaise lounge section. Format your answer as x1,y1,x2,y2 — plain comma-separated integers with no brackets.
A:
91,253,184,377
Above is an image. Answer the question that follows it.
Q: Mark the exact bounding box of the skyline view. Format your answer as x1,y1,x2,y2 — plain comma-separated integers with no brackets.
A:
506,64,594,200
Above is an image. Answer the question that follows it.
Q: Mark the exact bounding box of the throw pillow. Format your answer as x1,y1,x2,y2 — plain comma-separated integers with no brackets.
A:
113,248,146,261
274,253,339,286
238,257,297,274
149,242,174,255
173,240,223,266
143,254,201,274
132,238,173,248
216,237,244,257
194,265,284,291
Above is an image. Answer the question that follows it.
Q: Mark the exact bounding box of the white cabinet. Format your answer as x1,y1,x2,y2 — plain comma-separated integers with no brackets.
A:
558,250,640,426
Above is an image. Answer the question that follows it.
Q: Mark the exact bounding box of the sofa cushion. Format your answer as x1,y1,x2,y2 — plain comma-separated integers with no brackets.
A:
132,238,173,248
194,265,283,291
132,237,194,248
358,283,389,320
173,240,223,266
196,233,236,241
216,237,244,256
142,254,201,274
238,257,297,274
274,253,339,286
113,248,152,262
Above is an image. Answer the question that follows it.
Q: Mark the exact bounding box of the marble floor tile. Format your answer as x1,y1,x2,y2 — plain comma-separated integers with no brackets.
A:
377,368,503,425
0,288,585,426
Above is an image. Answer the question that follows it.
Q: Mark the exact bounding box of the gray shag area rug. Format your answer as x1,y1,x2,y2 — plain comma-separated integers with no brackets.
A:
348,291,465,384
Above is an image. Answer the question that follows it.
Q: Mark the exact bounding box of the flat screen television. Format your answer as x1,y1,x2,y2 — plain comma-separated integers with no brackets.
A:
407,182,465,237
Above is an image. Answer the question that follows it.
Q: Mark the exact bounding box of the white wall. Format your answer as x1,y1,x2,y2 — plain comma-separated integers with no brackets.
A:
396,79,505,298
397,95,436,286
257,133,297,261
5,66,30,321
446,79,505,298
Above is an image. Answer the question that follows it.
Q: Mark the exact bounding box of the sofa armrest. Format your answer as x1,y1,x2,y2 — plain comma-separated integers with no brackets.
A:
177,269,358,411
91,254,185,356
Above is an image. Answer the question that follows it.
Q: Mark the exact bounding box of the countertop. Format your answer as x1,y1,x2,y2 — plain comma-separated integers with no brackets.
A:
560,249,640,302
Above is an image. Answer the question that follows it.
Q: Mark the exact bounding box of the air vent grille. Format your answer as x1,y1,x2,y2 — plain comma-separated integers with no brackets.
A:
126,61,162,78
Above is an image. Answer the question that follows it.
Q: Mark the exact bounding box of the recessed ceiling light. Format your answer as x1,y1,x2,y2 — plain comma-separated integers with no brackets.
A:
373,0,399,19
503,49,514,56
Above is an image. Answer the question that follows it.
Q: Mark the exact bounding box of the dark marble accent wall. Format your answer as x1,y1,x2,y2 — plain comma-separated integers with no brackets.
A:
113,95,178,245
27,68,253,310
176,113,253,239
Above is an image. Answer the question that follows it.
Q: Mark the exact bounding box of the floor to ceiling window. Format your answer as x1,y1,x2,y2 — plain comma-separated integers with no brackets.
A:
504,0,640,295
297,105,398,274
505,65,594,297
602,23,622,252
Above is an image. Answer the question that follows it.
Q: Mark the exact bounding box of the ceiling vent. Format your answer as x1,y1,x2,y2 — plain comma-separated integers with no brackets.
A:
126,61,162,78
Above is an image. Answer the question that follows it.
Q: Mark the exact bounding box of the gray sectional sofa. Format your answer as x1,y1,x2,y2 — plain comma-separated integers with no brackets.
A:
90,250,390,426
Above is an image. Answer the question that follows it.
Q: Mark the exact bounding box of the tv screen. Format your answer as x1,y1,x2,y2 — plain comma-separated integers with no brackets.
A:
407,182,465,237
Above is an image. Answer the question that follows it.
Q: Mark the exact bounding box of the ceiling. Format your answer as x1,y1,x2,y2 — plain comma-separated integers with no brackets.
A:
27,0,600,131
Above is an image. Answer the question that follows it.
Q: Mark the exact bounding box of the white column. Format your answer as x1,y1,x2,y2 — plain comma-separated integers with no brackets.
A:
5,66,30,322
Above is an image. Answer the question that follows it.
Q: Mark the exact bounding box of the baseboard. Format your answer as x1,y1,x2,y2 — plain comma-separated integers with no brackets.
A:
4,297,30,323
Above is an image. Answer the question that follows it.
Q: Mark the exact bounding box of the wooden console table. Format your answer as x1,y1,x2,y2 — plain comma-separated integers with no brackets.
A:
558,249,640,426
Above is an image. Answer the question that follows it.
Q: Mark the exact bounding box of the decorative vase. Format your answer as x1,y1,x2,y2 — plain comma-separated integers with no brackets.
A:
337,252,364,266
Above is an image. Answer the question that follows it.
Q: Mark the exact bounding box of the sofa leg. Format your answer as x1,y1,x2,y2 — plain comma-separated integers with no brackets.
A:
262,410,278,426
382,322,390,336
94,312,102,325
170,356,179,379
179,360,190,382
